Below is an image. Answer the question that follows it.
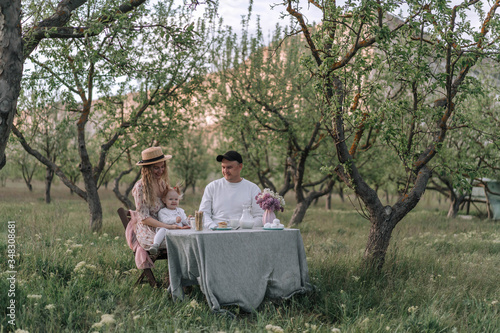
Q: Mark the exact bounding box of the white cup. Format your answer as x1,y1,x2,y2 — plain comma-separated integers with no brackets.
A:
229,218,240,228
189,217,196,229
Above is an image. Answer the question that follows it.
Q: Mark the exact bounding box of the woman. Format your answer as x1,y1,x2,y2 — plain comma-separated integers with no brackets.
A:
133,146,182,251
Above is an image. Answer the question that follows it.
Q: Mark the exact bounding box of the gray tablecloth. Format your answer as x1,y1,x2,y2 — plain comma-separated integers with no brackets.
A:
165,227,312,312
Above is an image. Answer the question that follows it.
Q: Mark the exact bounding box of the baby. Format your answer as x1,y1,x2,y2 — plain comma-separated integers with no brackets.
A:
149,186,191,255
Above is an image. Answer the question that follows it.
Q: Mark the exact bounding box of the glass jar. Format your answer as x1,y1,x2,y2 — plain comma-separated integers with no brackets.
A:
239,204,254,229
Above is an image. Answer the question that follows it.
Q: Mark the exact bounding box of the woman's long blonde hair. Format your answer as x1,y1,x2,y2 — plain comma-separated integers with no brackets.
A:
141,161,170,207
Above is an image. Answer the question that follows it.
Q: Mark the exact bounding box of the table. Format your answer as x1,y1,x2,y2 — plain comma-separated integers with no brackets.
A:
165,227,312,313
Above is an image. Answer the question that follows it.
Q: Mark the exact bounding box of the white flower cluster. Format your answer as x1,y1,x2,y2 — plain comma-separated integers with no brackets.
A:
407,305,419,314
91,314,116,329
189,299,200,309
27,294,42,299
265,324,284,333
73,261,97,275
262,188,286,208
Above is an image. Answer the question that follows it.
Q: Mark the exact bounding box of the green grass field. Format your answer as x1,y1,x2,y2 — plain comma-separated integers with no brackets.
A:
1,180,499,332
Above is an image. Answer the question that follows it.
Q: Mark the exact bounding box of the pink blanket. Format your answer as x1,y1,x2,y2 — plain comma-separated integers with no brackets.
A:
125,210,154,269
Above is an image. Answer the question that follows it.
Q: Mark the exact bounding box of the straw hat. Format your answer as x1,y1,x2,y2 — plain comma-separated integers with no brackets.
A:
136,147,172,166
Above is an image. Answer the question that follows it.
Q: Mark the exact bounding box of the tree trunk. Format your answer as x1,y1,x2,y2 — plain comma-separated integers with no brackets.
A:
447,193,465,218
21,165,34,191
363,210,397,271
82,166,102,232
0,0,22,171
325,191,331,210
360,166,432,269
289,198,313,226
113,167,139,210
338,186,344,202
45,167,54,204
289,179,335,226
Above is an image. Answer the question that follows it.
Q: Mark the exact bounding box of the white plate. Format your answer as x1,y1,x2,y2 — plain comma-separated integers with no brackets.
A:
211,227,233,231
263,227,284,230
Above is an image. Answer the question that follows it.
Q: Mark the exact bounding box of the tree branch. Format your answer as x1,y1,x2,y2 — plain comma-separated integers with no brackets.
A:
12,125,87,199
23,0,147,59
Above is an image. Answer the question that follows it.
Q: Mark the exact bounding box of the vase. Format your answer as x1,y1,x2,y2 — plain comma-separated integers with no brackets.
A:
262,209,276,227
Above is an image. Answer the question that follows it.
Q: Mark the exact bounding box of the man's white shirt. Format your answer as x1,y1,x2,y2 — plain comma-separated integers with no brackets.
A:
199,178,264,228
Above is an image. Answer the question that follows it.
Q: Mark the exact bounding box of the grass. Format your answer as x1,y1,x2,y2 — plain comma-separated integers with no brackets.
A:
0,180,499,333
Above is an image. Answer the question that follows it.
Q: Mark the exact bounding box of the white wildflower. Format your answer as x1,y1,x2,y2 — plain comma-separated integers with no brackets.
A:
91,322,103,329
115,236,120,240
45,304,55,310
189,299,200,309
352,275,360,282
408,305,418,314
265,324,284,333
133,315,140,320
331,328,341,333
74,261,87,273
27,294,42,299
14,330,30,333
100,314,115,324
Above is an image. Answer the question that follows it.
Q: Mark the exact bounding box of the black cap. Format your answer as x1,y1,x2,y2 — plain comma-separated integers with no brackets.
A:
216,150,243,163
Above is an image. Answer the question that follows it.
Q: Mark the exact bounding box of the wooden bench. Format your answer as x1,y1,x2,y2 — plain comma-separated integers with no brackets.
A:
117,207,169,288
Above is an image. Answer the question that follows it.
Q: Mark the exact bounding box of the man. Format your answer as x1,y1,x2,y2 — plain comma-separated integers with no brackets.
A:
199,150,264,229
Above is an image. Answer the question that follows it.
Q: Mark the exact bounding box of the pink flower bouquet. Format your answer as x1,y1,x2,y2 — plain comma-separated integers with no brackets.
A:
255,188,285,212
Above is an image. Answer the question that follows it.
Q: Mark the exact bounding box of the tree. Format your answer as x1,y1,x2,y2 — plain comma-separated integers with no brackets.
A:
209,11,335,226
428,63,500,218
16,87,76,203
18,150,39,192
169,128,211,194
284,0,500,269
13,1,216,231
0,0,155,170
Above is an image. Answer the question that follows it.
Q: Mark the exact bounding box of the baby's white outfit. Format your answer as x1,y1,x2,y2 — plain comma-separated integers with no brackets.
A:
153,207,189,246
